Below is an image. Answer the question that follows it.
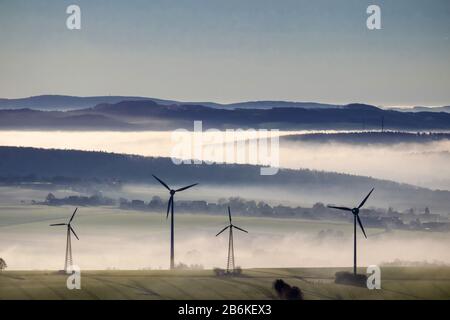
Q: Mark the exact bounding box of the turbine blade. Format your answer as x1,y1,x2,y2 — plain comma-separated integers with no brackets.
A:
216,226,229,237
49,223,67,226
327,205,352,212
152,174,170,191
233,225,248,233
356,215,367,239
358,188,374,209
166,196,173,220
228,206,232,223
175,183,198,192
69,207,78,223
70,226,79,240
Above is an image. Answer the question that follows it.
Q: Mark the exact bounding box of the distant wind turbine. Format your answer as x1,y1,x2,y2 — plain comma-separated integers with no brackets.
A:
216,206,248,273
50,208,80,272
153,174,198,270
328,188,374,275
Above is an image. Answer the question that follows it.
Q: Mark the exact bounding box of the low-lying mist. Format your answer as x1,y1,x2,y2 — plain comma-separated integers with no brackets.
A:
281,140,450,190
1,208,449,270
1,130,449,190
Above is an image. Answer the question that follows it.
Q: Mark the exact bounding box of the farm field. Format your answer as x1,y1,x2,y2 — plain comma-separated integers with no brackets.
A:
1,267,450,300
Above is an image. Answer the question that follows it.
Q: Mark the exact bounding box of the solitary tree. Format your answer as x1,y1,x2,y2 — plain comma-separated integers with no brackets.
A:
0,258,7,270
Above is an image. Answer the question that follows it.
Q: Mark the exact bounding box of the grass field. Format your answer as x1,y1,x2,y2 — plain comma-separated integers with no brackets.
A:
1,267,450,300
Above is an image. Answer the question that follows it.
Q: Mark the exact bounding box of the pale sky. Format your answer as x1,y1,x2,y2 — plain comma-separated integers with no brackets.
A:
0,0,449,106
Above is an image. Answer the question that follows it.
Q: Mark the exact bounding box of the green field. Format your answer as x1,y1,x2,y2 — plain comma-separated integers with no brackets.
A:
1,267,450,300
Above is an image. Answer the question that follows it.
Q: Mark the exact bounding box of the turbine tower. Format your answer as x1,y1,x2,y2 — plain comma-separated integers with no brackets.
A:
153,175,198,270
328,188,374,275
50,208,80,272
216,206,248,273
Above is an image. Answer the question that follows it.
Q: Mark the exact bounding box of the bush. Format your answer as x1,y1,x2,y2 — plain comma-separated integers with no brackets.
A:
287,286,303,300
274,279,286,292
273,279,303,300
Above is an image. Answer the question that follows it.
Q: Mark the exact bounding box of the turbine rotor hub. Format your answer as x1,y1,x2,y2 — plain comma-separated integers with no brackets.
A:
352,208,359,215
170,190,175,195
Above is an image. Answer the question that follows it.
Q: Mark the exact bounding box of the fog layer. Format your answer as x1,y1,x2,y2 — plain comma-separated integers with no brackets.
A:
1,207,449,270
1,130,449,189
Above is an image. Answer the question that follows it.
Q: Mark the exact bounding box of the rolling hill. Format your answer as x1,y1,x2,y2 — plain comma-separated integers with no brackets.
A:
1,100,450,131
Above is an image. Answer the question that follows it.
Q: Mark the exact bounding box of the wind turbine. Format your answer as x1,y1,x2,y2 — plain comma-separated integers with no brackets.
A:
327,188,374,275
216,206,248,274
50,208,80,272
152,174,198,270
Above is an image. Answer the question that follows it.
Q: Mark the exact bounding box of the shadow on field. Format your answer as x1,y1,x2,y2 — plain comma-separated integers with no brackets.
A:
90,276,161,298
334,272,367,287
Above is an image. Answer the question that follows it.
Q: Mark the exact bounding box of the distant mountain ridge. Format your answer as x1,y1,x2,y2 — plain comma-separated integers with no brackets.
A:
1,100,450,131
0,95,346,111
2,95,449,115
0,95,168,111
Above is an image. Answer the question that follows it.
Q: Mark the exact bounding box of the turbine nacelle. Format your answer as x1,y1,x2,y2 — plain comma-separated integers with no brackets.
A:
216,206,248,237
327,188,374,239
152,174,198,220
50,207,79,240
